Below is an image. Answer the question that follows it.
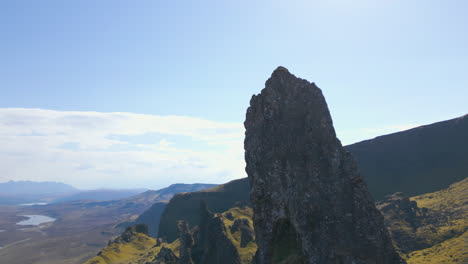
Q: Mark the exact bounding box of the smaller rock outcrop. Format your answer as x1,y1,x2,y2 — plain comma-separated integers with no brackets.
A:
158,178,250,243
230,218,254,247
191,202,242,264
153,246,178,264
377,178,468,259
116,224,149,243
163,202,243,264
377,192,427,253
177,220,195,264
377,192,423,227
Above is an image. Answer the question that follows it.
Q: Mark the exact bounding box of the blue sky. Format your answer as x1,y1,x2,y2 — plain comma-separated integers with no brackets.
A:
0,0,467,189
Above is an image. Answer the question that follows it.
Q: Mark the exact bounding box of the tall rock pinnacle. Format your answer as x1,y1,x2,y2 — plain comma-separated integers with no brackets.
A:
244,67,404,264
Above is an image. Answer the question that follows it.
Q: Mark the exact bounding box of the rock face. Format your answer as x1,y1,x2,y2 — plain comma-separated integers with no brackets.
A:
158,178,250,243
178,220,195,264
377,178,468,259
116,224,149,243
230,218,254,247
171,202,242,264
376,192,427,253
190,202,242,264
244,67,404,264
153,246,178,264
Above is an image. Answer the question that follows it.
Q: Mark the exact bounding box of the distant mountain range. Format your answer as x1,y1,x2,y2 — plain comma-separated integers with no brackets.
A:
51,189,148,203
0,180,77,195
0,181,216,205
0,181,147,205
0,181,77,204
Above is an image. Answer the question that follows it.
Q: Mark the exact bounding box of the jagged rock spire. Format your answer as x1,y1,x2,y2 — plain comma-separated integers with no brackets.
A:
244,67,404,264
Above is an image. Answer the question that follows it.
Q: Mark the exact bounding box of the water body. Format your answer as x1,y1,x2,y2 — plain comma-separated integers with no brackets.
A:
16,215,56,226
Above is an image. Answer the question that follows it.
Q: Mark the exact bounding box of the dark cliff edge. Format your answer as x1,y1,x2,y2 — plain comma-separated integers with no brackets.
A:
158,178,250,242
133,202,168,237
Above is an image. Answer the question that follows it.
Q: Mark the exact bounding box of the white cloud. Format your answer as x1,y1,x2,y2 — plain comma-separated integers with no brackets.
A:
0,108,246,189
0,108,422,189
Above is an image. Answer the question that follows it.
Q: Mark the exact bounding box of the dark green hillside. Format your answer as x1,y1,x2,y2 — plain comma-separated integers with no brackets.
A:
158,178,250,242
126,183,217,204
132,202,167,237
346,114,468,200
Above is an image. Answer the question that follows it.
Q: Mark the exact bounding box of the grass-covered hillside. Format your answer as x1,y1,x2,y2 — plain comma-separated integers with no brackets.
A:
406,178,467,264
85,206,256,264
378,178,467,264
84,225,181,264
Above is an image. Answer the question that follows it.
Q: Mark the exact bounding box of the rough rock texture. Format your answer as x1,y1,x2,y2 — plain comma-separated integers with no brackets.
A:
158,178,250,243
191,202,242,264
153,246,178,264
244,67,404,264
173,202,242,264
230,218,254,247
377,192,423,225
177,221,194,264
376,193,427,253
116,224,149,243
377,178,468,260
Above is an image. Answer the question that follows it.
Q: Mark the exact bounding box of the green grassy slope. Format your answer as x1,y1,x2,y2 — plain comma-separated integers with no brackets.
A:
84,206,255,264
406,178,467,264
378,178,467,264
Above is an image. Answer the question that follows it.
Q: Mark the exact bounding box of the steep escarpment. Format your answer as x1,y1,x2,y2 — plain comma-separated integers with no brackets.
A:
133,202,168,237
178,203,242,264
158,178,250,242
244,67,403,264
346,114,468,200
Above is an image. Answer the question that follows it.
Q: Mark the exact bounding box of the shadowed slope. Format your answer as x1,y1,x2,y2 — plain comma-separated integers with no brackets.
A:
347,114,468,200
